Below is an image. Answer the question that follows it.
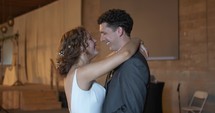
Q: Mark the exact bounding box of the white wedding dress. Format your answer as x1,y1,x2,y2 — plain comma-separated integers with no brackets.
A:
69,69,106,113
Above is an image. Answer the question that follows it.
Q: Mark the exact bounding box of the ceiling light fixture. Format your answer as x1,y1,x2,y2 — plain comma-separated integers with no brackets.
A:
0,25,7,34
7,18,14,27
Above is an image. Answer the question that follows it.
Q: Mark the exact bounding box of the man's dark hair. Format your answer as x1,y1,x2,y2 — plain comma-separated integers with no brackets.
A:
97,9,133,37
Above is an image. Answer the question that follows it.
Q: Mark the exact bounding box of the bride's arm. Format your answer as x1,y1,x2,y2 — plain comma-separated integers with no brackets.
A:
78,38,140,84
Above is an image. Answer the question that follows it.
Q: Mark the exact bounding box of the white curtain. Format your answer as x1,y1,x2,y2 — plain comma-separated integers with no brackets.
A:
12,0,81,84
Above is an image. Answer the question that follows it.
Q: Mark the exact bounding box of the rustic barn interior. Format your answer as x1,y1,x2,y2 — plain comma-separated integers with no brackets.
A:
0,0,214,113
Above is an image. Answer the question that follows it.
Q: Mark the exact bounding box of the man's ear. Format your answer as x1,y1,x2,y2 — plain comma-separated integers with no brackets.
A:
117,27,124,37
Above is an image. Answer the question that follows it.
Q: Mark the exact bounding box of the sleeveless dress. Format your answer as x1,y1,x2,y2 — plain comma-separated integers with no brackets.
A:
69,69,106,113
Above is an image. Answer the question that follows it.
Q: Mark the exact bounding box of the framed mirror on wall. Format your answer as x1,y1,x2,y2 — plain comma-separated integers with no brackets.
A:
1,40,13,65
100,0,179,60
0,45,1,63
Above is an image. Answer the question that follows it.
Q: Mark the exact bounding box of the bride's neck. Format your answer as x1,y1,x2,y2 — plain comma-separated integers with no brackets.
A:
76,52,90,67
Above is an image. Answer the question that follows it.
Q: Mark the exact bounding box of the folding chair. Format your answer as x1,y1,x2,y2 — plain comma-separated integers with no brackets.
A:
182,90,208,113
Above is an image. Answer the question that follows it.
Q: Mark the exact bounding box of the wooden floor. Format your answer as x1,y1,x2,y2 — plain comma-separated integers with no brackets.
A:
0,83,67,112
0,108,69,113
0,83,64,92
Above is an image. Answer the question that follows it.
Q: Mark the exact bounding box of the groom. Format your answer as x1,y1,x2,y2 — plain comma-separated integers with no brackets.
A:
97,9,150,113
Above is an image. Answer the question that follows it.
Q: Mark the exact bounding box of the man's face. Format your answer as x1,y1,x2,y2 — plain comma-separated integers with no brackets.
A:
99,23,121,51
